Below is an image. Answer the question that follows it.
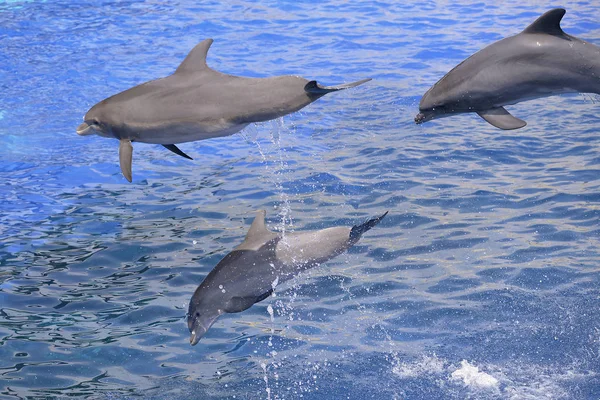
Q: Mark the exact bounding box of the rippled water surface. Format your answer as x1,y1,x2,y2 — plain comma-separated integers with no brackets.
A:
1,0,600,399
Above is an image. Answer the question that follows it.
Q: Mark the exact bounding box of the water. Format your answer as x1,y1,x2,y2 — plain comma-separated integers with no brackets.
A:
1,0,600,398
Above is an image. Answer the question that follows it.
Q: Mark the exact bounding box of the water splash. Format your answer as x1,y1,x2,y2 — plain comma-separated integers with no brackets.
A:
267,304,275,347
450,360,499,389
242,119,294,236
261,362,271,400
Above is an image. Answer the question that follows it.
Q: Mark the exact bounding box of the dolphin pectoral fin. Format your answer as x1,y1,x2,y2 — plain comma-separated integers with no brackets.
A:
119,139,133,182
255,289,274,303
304,78,372,94
162,144,193,160
476,107,527,130
224,290,274,313
224,296,256,313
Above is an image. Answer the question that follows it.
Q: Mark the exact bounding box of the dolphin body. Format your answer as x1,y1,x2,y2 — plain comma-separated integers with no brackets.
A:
187,210,387,345
415,9,600,130
77,39,371,182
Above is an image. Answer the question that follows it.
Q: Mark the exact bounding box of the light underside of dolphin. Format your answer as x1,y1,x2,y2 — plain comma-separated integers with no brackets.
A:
186,210,388,345
415,8,600,130
76,39,371,182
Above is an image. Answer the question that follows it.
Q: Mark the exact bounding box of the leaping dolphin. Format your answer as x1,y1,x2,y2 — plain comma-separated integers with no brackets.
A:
187,210,387,345
77,39,371,182
415,8,600,130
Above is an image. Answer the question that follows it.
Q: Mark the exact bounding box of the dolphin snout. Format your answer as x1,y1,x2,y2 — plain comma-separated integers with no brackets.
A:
190,331,199,346
415,110,437,125
76,122,93,136
189,326,206,346
414,113,426,124
188,317,209,346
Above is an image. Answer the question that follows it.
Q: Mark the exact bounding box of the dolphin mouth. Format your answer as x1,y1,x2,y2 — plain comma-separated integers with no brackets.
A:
76,122,93,136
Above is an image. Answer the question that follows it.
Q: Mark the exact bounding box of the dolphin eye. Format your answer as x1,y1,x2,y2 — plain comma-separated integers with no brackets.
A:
196,312,200,317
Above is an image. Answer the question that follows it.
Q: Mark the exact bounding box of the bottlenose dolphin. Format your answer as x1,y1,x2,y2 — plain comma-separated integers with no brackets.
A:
76,39,371,182
187,210,387,345
415,8,600,130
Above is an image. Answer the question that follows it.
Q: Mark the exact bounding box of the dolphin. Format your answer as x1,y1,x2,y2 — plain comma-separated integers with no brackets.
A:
415,8,600,130
76,39,371,182
186,210,387,345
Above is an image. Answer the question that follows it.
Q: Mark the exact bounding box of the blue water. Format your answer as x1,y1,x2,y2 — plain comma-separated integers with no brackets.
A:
1,0,600,398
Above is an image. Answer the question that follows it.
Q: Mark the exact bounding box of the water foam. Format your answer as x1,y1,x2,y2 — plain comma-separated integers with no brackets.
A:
450,360,499,389
392,354,597,399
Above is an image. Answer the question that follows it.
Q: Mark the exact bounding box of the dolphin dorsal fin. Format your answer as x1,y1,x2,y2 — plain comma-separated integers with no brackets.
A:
175,39,214,74
522,8,566,36
244,210,270,240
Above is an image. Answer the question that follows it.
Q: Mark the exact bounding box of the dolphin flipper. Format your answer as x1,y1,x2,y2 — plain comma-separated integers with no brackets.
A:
477,107,527,130
349,211,388,244
162,144,193,160
119,139,133,182
224,289,273,313
304,78,372,94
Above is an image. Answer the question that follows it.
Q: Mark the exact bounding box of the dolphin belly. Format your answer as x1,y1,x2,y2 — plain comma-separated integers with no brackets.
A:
124,120,250,144
275,227,352,269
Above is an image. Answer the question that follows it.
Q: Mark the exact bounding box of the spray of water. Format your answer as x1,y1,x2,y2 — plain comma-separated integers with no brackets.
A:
241,119,298,399
242,118,294,236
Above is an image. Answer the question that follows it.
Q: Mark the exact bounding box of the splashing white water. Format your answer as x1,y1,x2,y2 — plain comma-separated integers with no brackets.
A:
267,304,275,337
390,355,594,398
393,354,446,378
451,360,499,389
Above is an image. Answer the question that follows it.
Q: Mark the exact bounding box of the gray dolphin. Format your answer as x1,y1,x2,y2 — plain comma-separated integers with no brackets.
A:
187,210,387,345
415,8,600,130
76,39,371,182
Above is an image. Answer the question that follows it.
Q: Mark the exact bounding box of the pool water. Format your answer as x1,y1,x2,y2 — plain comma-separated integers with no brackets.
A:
1,1,600,399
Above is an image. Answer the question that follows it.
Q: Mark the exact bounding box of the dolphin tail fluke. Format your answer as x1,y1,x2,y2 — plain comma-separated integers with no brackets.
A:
477,107,527,130
350,211,388,244
119,139,133,182
304,78,372,94
162,144,193,160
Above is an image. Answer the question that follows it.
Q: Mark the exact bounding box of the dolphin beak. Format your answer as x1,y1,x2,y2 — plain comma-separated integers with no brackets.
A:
76,122,94,136
414,112,432,124
188,312,219,346
190,330,201,346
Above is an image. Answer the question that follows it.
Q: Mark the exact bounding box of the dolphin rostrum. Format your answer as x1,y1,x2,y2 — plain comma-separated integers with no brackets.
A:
415,8,600,130
76,39,371,182
187,210,387,345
